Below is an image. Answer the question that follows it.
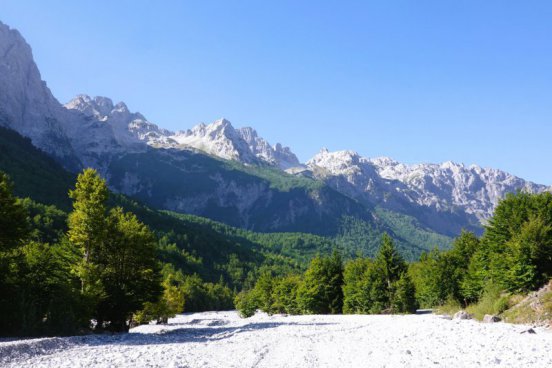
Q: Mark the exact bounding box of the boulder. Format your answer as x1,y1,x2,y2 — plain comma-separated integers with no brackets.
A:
453,311,472,320
483,315,501,323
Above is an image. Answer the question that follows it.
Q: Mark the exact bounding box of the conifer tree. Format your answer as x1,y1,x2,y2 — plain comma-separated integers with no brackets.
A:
375,234,407,305
67,168,109,300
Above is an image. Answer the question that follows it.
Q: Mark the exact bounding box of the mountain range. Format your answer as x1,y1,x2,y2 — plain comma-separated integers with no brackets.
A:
0,20,549,257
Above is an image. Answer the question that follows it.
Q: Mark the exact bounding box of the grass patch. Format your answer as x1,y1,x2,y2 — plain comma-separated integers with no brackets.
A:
435,297,462,316
465,284,511,321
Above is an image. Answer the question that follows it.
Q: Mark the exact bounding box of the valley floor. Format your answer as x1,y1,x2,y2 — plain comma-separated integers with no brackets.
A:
1,311,551,368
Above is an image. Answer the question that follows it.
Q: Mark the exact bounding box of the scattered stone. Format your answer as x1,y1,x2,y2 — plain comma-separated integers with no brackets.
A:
406,350,412,355
483,315,501,323
521,328,536,334
453,311,472,320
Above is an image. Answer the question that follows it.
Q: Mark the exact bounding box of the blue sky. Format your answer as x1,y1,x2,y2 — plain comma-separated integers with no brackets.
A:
2,1,552,184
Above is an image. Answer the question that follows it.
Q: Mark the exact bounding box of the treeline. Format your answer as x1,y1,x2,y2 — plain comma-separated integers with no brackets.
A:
237,191,552,319
409,191,552,316
235,235,417,317
0,169,234,336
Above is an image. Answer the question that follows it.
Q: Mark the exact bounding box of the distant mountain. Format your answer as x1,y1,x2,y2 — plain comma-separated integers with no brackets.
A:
0,23,133,171
0,21,380,239
306,149,549,235
65,95,300,170
1,19,548,254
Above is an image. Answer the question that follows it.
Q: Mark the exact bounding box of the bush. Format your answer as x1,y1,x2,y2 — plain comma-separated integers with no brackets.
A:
271,275,301,315
235,290,258,318
466,283,510,320
296,252,343,314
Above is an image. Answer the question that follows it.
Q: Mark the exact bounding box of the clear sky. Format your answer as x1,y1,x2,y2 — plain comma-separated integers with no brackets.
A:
2,1,552,184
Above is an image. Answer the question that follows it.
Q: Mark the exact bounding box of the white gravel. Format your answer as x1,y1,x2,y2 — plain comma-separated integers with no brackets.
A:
1,311,551,368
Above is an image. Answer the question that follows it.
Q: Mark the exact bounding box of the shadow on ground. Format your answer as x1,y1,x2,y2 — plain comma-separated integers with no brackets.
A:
0,318,337,364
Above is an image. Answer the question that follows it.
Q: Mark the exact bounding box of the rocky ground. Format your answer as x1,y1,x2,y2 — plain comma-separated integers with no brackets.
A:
1,311,551,368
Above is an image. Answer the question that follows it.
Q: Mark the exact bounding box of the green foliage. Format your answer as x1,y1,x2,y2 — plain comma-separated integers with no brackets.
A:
14,241,84,335
235,290,258,318
342,258,372,313
297,251,344,314
0,174,84,336
0,126,74,210
230,161,323,192
252,273,276,313
271,275,302,315
374,208,454,257
413,192,552,324
95,207,162,331
410,231,481,307
342,235,415,314
464,192,552,295
67,168,109,304
392,272,418,313
66,169,162,332
465,283,511,321
134,265,186,325
435,297,462,316
235,273,302,317
377,234,408,297
20,198,67,244
0,172,29,250
180,274,234,313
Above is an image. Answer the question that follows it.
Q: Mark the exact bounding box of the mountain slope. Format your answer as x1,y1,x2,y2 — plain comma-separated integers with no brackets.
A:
106,147,375,236
0,125,74,209
64,95,301,170
3,19,541,254
306,149,549,235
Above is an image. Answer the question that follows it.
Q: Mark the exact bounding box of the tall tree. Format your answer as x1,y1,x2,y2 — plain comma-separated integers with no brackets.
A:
96,207,162,332
342,258,372,314
67,168,109,298
375,234,407,303
297,251,344,314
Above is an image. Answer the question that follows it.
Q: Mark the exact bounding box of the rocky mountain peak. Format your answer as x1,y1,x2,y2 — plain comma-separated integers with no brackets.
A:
309,149,549,225
307,149,365,176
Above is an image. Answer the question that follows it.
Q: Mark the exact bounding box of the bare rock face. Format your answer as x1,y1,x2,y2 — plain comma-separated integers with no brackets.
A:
483,315,501,323
0,21,76,166
237,127,300,170
0,21,126,171
0,20,301,173
170,119,302,170
307,149,549,233
453,311,472,320
65,94,173,148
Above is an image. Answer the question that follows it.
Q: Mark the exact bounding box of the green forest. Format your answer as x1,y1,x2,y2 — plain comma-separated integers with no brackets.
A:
236,192,552,321
1,161,551,336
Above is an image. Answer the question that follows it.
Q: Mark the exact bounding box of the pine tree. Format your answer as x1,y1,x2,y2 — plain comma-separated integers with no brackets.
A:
375,234,407,305
67,168,109,301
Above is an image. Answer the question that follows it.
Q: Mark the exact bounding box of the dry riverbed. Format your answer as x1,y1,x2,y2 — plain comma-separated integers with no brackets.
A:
1,311,551,367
